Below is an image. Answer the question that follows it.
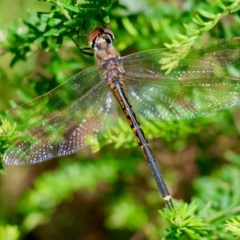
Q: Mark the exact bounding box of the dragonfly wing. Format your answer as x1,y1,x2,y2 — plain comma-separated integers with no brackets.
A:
4,67,117,165
122,37,240,120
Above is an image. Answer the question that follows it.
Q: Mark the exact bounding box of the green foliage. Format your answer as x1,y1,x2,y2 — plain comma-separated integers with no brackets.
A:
105,194,148,230
161,0,240,73
0,0,240,239
2,0,115,66
17,158,118,232
0,225,20,240
160,201,207,239
159,160,240,239
0,119,17,173
225,216,240,237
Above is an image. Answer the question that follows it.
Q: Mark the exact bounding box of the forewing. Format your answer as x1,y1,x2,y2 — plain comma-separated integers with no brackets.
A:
4,67,117,165
122,37,240,120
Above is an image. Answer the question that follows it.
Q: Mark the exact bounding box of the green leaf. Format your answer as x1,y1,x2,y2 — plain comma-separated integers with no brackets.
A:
230,3,240,13
214,0,226,10
183,23,200,35
225,216,240,237
198,9,216,19
160,201,208,239
192,15,205,26
43,28,60,36
57,2,80,13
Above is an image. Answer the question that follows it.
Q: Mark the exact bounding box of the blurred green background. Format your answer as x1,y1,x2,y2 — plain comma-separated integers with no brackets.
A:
1,0,240,239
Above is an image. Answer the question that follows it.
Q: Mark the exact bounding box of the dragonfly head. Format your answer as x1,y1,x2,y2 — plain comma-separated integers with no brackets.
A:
88,28,114,51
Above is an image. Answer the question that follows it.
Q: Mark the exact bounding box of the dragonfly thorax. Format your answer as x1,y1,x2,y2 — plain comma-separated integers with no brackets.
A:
89,29,123,79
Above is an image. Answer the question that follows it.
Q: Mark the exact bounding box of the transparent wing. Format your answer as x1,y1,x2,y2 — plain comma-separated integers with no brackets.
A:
4,67,117,165
122,37,240,120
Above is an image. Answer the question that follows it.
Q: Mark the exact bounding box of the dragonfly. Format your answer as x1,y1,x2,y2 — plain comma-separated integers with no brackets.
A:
3,28,240,209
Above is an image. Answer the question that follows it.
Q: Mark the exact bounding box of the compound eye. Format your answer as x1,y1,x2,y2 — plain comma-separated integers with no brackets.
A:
106,38,111,44
103,28,114,41
88,29,101,48
88,28,115,48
